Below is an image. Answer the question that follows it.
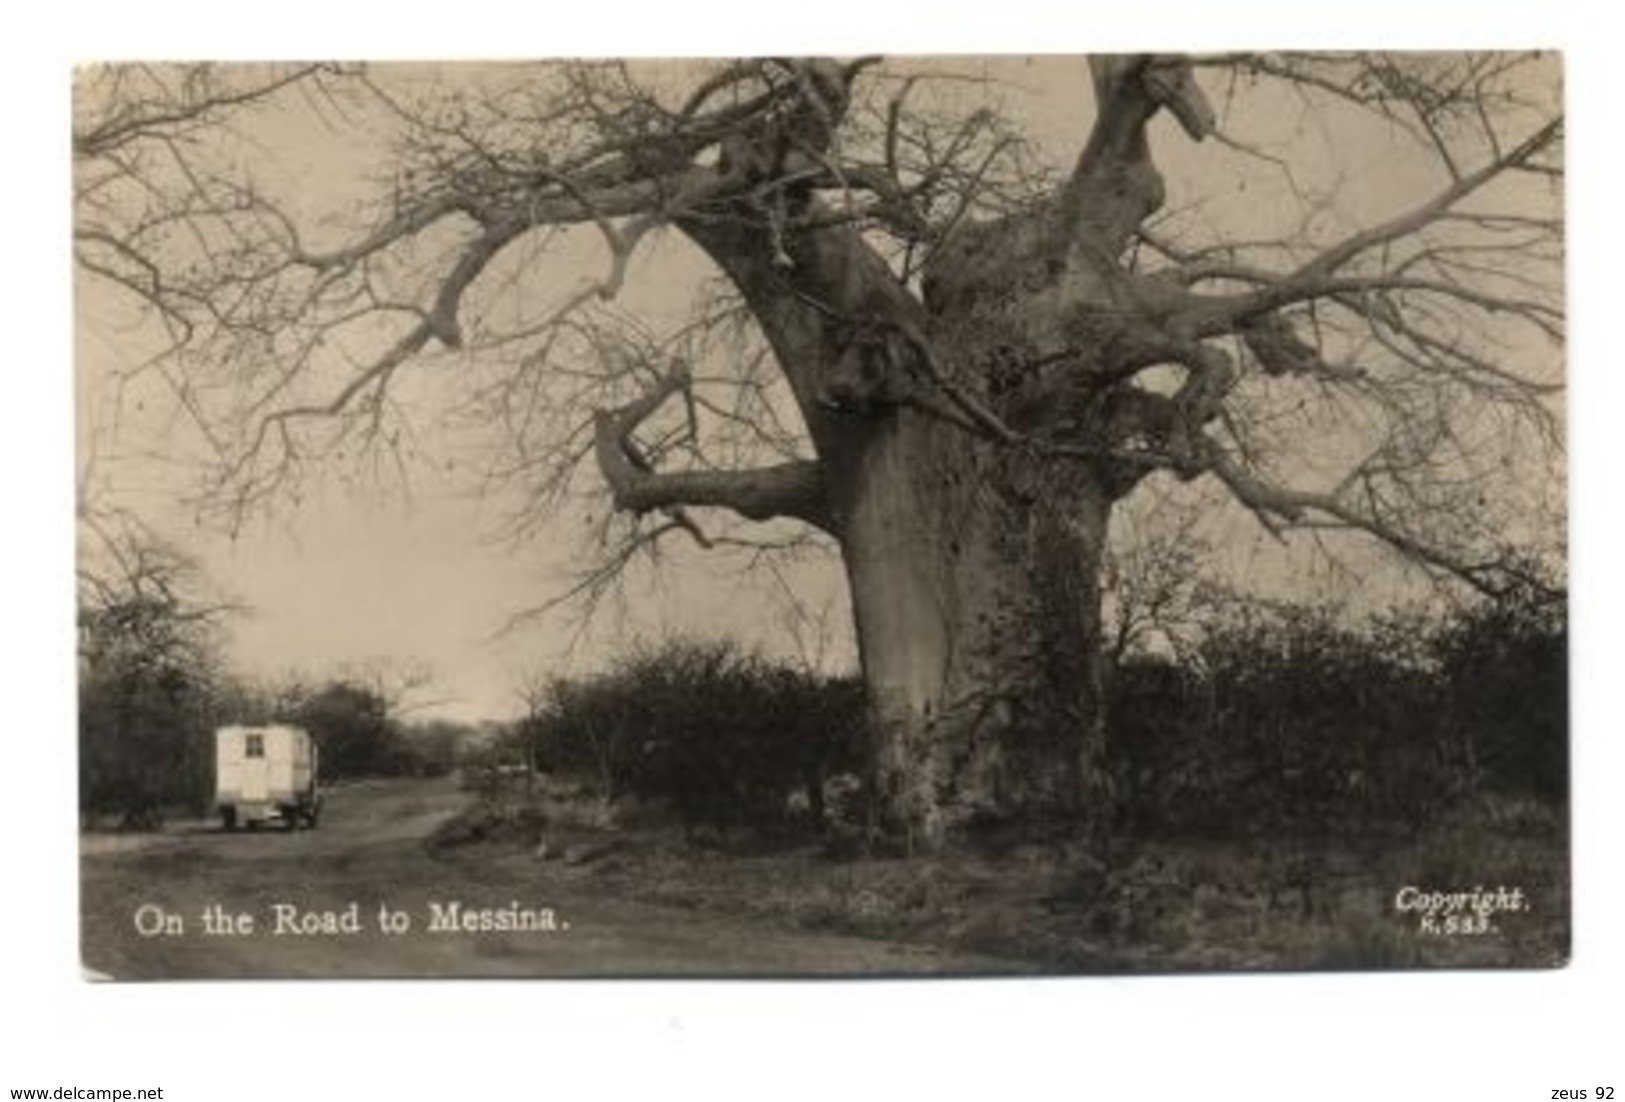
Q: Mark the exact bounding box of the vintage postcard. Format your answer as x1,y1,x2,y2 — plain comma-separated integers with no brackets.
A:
74,53,1567,979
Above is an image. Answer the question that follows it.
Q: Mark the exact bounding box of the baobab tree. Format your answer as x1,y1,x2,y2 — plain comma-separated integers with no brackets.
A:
74,54,1564,847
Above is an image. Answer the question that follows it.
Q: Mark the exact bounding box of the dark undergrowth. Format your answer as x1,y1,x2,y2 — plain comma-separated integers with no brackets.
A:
434,778,1567,973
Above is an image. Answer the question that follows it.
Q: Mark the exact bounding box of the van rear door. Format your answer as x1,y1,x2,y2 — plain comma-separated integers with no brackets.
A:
241,729,268,802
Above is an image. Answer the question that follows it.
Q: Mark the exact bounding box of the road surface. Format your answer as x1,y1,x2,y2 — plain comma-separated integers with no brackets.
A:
80,775,1025,979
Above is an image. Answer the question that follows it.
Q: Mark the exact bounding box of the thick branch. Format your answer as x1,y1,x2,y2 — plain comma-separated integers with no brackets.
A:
228,219,523,484
286,164,727,276
677,198,925,453
593,365,834,533
1063,55,1215,251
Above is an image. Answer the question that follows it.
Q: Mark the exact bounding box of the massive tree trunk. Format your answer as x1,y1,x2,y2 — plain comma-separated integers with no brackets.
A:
600,56,1224,848
832,406,1115,845
659,207,1160,846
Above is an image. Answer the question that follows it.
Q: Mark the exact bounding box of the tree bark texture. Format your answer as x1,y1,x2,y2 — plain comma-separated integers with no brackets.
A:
833,407,1114,846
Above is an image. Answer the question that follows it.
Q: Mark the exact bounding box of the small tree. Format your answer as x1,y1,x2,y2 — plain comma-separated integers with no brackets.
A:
398,719,467,777
513,668,552,796
78,519,236,826
291,680,395,779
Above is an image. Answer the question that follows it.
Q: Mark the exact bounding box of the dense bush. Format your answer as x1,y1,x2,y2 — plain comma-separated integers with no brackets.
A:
287,681,458,780
532,639,865,831
397,720,467,778
1105,592,1567,839
520,593,1564,844
287,681,395,779
78,545,227,828
79,634,219,827
1435,584,1568,803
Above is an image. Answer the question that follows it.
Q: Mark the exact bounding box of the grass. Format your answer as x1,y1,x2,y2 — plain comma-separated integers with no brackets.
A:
434,778,1570,974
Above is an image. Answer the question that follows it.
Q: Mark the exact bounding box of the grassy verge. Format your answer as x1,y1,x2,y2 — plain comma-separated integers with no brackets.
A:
433,780,1568,974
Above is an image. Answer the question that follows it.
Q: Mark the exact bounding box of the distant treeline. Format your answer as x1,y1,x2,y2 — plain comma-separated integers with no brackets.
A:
79,585,465,827
80,669,467,828
81,540,1564,840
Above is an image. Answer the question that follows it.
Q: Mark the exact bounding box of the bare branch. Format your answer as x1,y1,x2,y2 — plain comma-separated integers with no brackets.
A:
1194,434,1552,599
1194,117,1563,331
74,64,335,159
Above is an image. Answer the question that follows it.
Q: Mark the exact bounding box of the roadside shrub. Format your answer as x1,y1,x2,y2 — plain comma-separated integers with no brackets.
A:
291,681,397,779
78,594,222,828
79,659,217,828
396,720,465,778
287,680,458,780
1106,593,1566,841
1108,613,1444,837
533,638,865,832
1435,583,1567,802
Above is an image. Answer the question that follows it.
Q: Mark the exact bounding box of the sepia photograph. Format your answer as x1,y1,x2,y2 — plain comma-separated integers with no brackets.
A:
72,51,1568,981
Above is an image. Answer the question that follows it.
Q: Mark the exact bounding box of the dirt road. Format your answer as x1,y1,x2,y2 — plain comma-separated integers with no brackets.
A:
80,776,1024,979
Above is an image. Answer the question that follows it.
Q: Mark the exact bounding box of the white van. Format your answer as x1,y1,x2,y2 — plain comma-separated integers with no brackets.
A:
214,725,322,831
